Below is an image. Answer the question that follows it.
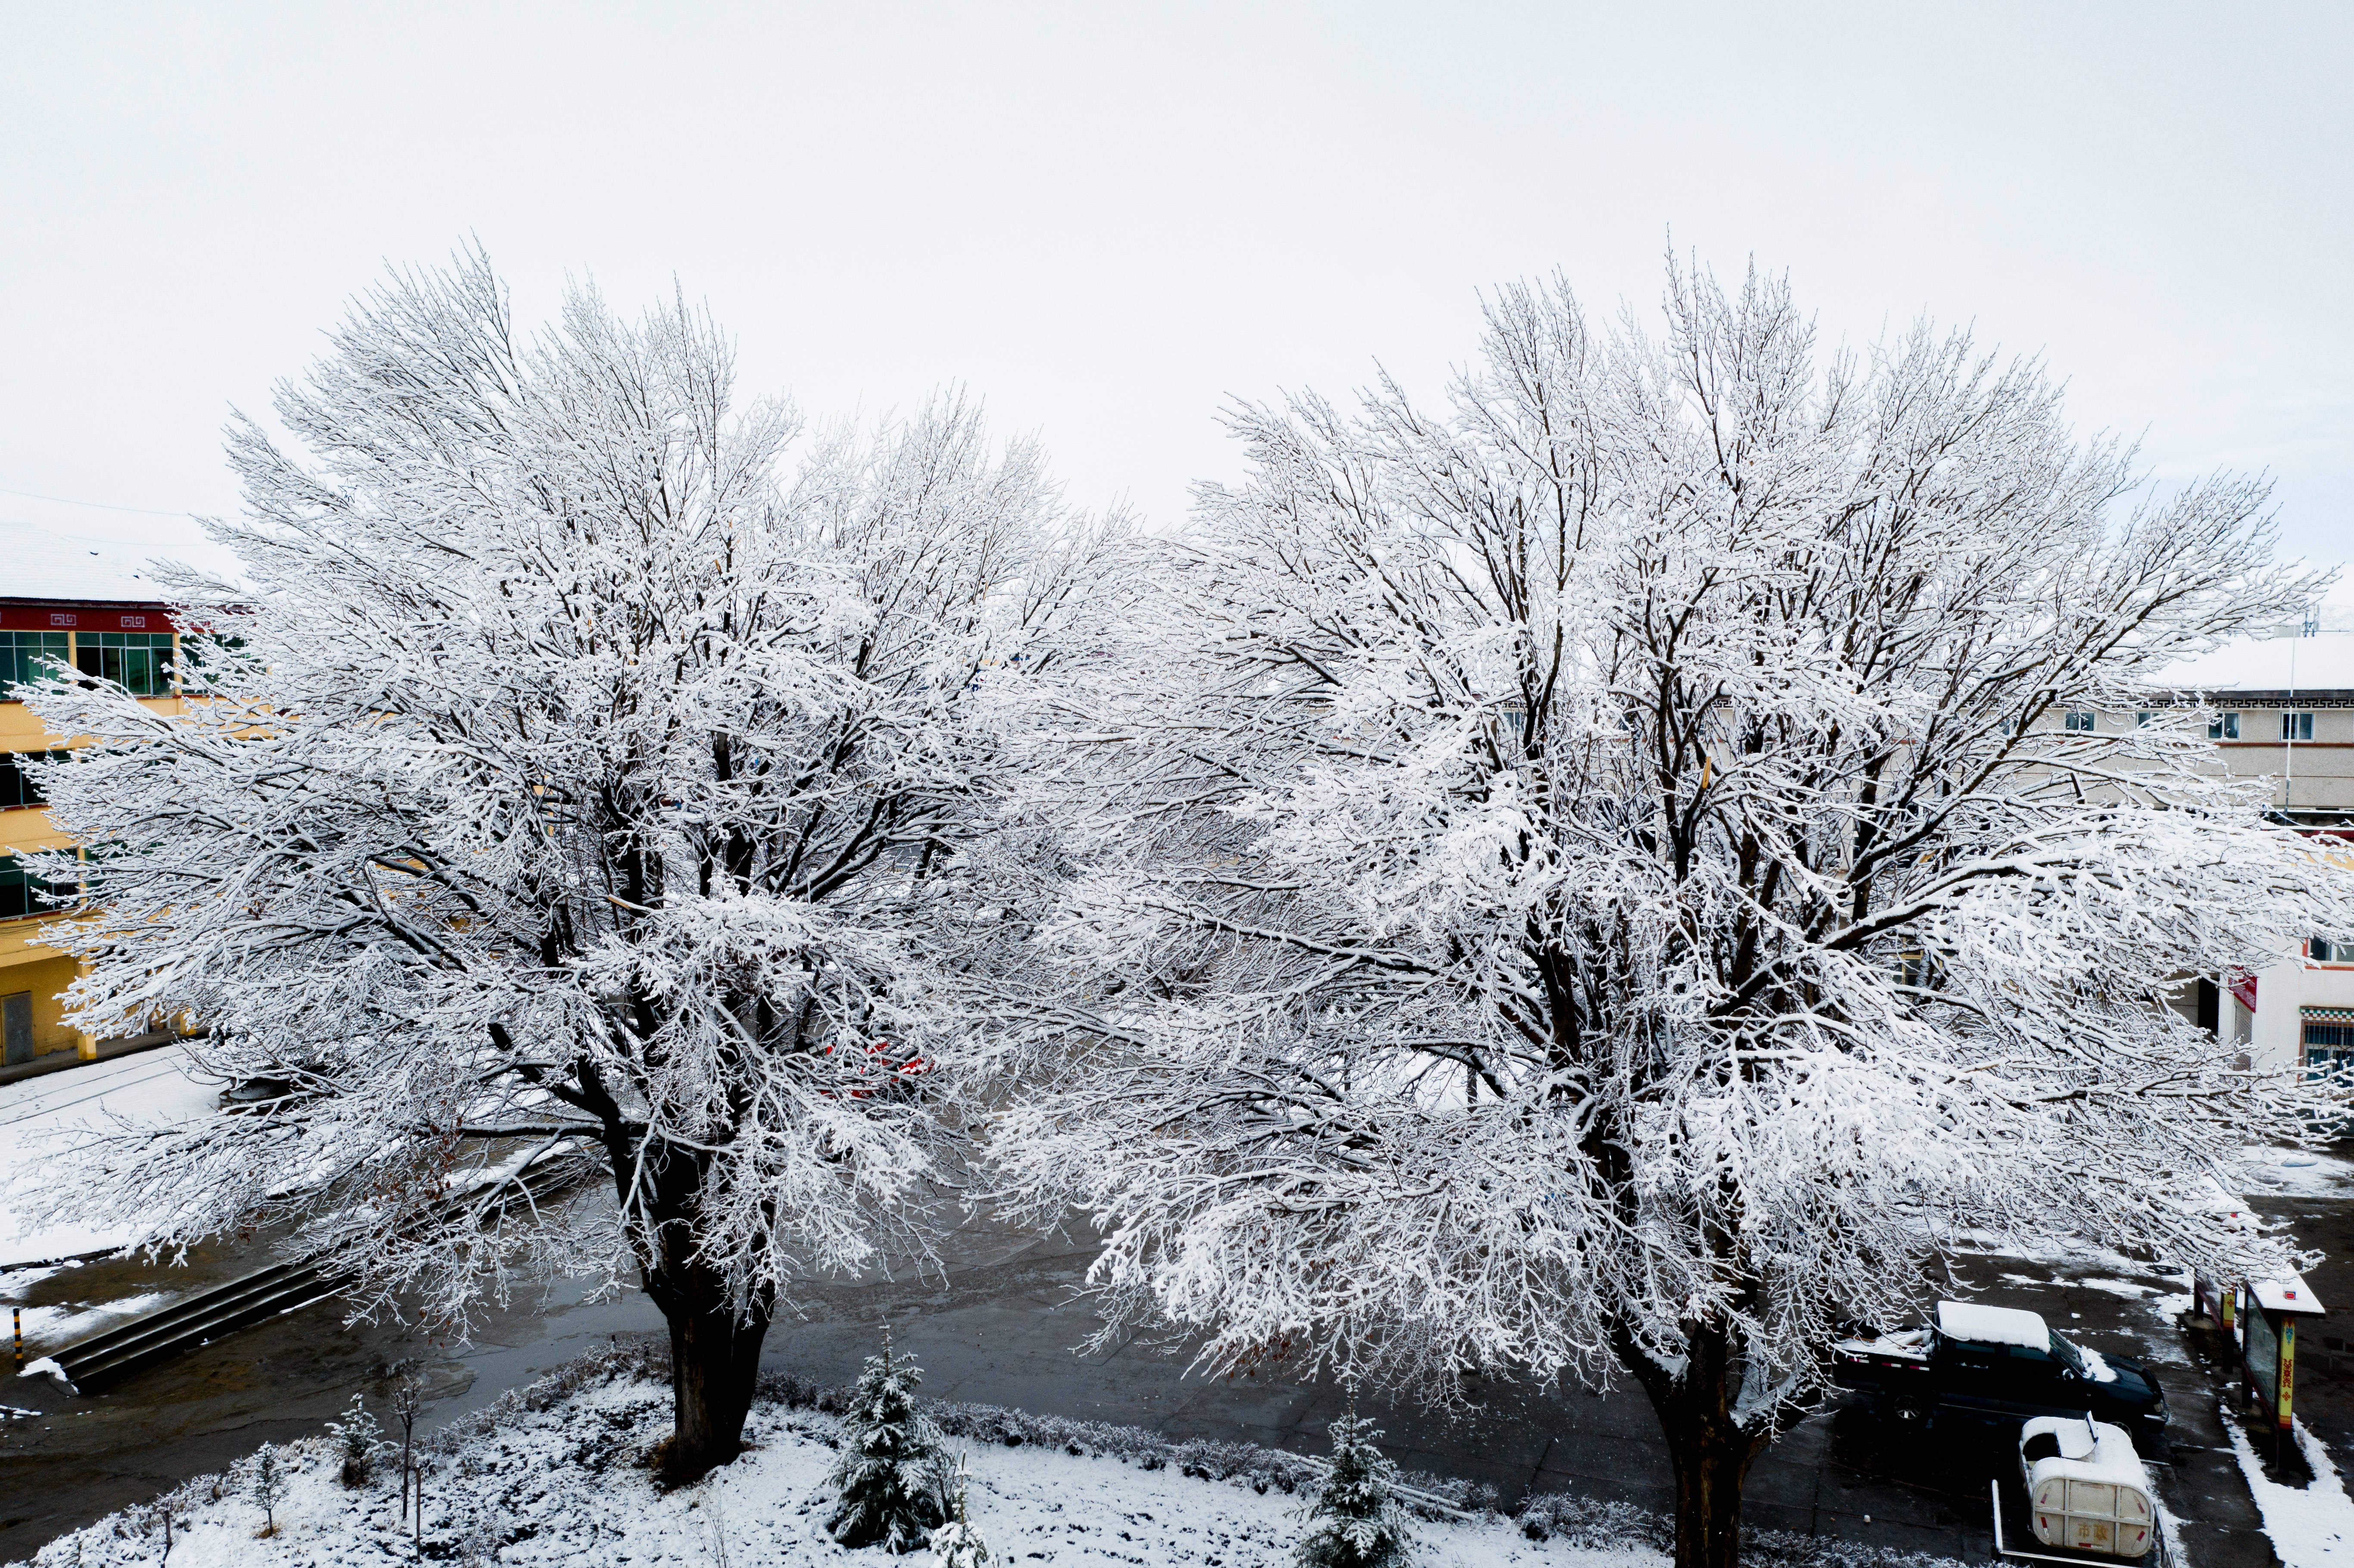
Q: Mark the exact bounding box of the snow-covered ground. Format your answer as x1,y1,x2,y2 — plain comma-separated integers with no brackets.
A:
1,1286,172,1352
2235,1147,2354,1199
0,1046,220,1266
17,1364,1665,1568
2226,1419,2354,1568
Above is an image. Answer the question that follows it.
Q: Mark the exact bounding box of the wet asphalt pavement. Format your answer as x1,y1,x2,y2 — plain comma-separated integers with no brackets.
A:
7,1160,2354,1565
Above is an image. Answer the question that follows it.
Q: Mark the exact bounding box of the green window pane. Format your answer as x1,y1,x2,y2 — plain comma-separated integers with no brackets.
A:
1,632,67,691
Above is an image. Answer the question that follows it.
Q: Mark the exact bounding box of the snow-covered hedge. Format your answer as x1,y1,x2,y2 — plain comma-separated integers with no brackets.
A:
760,1367,1499,1517
16,1346,1968,1568
1506,1493,1971,1568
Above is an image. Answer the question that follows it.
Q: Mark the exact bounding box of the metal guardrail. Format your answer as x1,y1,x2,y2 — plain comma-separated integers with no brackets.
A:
34,1153,593,1395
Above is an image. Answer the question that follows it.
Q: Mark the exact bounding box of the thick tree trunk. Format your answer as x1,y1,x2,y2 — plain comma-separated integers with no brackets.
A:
620,1134,776,1486
1663,1422,1751,1568
658,1264,772,1484
1622,1323,1769,1568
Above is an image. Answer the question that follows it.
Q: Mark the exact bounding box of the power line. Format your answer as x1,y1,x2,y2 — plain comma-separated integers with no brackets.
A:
0,1061,193,1131
0,486,194,519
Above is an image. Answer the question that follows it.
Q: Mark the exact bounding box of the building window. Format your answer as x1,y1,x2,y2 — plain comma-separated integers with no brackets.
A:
176,632,249,680
2284,711,2316,742
74,631,175,697
0,750,69,811
2305,1017,2354,1078
72,632,175,697
2064,710,2096,732
2136,711,2157,728
0,856,59,921
0,631,72,693
2210,712,2241,740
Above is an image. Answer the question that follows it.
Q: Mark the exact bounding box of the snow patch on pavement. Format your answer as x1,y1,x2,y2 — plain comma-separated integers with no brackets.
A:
2226,1417,2354,1568
1953,1229,2148,1275
2236,1148,2354,1198
2130,1292,2198,1365
0,1289,182,1366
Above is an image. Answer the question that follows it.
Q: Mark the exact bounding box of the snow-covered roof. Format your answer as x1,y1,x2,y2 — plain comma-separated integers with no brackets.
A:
2251,1272,2325,1316
0,521,186,603
1937,1300,2050,1349
2148,632,2354,695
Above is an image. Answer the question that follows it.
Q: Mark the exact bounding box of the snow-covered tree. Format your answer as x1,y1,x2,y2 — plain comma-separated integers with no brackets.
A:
828,1331,949,1552
327,1391,383,1487
987,265,2354,1568
23,249,1121,1482
1299,1401,1414,1568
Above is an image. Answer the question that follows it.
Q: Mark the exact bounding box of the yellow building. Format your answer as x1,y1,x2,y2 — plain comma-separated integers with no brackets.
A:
1,594,183,1067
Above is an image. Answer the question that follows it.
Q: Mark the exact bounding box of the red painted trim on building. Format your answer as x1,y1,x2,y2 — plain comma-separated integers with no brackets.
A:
0,603,177,633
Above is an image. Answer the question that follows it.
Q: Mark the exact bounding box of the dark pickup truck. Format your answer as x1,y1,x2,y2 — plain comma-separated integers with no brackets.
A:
1833,1300,2168,1442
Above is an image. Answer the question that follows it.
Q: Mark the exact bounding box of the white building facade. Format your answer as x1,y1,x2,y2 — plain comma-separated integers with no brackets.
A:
2140,630,2354,1078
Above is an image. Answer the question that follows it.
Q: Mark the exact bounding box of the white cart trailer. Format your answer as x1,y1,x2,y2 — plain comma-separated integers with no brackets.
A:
2015,1416,2158,1559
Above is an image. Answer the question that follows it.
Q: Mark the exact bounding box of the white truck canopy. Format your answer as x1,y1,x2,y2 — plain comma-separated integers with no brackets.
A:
1937,1300,2049,1349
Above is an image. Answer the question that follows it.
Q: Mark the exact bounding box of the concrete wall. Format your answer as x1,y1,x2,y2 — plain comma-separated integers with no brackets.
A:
0,949,86,1059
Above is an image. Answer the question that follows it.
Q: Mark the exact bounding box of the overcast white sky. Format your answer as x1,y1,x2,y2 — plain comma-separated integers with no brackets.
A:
4,2,2348,586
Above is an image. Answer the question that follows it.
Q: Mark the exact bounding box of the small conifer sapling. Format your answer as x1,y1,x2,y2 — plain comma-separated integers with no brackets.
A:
1298,1392,1413,1568
828,1326,949,1552
329,1391,383,1487
247,1442,285,1538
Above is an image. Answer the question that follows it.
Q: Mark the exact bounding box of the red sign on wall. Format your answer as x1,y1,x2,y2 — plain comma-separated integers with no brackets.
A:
2229,970,2259,1014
